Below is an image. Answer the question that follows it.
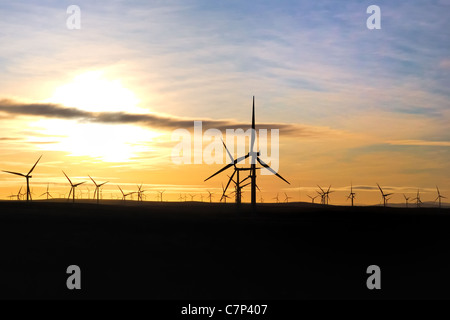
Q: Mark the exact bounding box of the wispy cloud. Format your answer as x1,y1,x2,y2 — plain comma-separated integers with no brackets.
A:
387,140,450,147
0,99,343,137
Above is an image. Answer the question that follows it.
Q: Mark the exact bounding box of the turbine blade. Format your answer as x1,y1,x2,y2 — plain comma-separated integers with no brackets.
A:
257,157,290,184
27,155,42,176
62,171,73,186
376,183,383,194
221,139,235,163
223,170,236,195
88,175,98,186
2,170,26,177
204,163,234,182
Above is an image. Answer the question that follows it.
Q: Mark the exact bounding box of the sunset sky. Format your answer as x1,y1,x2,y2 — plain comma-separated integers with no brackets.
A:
0,0,449,205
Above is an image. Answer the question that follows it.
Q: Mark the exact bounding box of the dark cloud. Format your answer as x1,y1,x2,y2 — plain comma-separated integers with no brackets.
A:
0,99,337,137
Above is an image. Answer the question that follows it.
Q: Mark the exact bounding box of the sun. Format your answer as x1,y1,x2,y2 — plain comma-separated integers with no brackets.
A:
32,70,162,162
45,70,144,113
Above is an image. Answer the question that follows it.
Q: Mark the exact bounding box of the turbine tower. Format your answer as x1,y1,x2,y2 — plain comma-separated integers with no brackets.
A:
204,96,289,207
63,171,86,203
2,155,42,201
89,175,108,204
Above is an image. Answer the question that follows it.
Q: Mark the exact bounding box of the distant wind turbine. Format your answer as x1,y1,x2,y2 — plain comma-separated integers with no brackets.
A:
435,186,446,208
347,183,356,207
284,192,292,203
40,183,53,200
413,189,422,208
63,171,86,203
2,155,42,201
307,194,319,204
376,183,393,207
118,185,134,201
207,191,214,203
89,175,108,204
273,193,279,203
403,194,410,208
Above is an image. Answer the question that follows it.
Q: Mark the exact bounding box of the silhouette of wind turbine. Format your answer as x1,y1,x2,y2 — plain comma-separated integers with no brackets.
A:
284,192,292,203
207,191,214,203
204,97,290,206
137,184,147,202
89,175,108,204
63,171,86,203
40,183,53,200
376,183,393,207
435,186,446,208
272,193,279,203
307,194,319,204
3,155,42,201
118,185,134,201
403,194,410,208
413,189,422,208
347,183,356,207
158,190,165,202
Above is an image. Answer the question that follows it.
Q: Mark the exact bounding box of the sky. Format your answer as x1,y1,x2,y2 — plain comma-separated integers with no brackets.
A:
0,0,449,205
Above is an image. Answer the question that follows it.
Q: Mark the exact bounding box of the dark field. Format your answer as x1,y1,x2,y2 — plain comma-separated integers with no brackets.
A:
0,200,449,299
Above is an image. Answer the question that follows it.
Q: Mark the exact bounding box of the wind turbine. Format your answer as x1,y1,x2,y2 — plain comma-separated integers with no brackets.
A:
207,191,214,203
260,195,264,203
317,185,333,205
136,184,147,202
413,189,422,208
16,186,24,201
118,185,134,201
284,192,292,203
158,190,165,202
89,175,108,204
63,171,86,203
273,193,279,203
178,194,184,202
2,155,42,201
347,183,356,207
40,183,53,200
403,194,410,208
307,194,319,204
204,96,290,206
435,186,446,208
376,183,393,207
189,194,196,202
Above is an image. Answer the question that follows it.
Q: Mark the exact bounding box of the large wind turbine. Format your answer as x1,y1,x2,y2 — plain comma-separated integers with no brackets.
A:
435,186,446,208
89,175,108,203
376,183,393,207
204,96,289,206
2,155,42,201
63,171,86,203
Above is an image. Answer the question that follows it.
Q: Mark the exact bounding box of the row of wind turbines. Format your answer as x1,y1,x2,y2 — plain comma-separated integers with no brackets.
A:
1,155,447,207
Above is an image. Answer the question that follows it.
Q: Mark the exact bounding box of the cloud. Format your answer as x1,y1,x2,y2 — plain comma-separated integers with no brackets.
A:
387,140,450,147
0,99,342,138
